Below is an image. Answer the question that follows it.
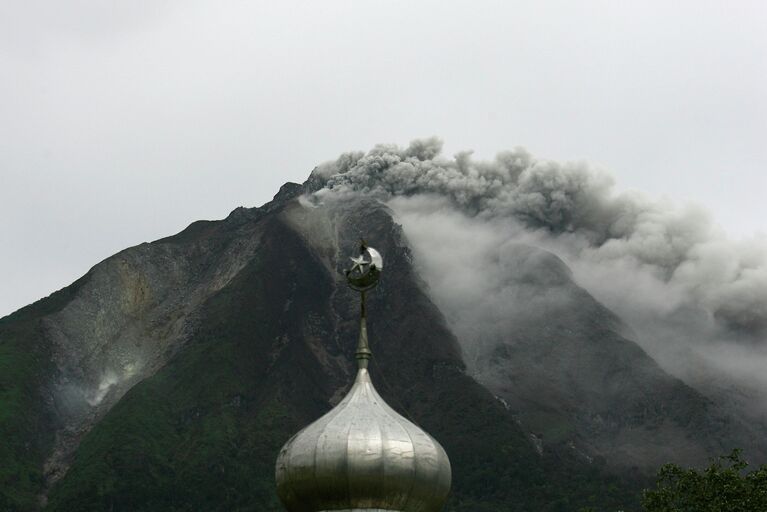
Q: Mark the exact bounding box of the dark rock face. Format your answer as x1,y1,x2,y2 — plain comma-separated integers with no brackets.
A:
0,184,760,511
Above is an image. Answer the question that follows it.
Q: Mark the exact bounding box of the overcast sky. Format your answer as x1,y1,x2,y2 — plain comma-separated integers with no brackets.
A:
1,0,765,317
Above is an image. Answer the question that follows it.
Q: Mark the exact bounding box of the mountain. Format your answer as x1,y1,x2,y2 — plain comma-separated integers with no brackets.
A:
0,180,762,511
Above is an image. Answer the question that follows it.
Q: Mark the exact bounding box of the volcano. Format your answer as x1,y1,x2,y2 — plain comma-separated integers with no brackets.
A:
1,164,764,511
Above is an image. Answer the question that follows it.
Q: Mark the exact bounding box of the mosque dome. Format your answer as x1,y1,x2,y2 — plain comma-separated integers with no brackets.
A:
275,244,452,512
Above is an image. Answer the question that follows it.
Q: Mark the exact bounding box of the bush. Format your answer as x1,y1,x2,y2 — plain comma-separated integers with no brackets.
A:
642,449,767,512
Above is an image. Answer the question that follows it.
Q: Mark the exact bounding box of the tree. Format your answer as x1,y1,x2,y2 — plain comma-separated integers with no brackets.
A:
642,449,767,511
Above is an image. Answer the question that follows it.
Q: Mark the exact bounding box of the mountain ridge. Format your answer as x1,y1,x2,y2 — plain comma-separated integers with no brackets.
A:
0,179,762,511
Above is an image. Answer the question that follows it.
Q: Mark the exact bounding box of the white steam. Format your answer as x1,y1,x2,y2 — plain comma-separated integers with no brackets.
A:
86,371,120,407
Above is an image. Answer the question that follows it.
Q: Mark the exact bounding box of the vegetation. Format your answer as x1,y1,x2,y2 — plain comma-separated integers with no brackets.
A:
642,449,767,512
0,276,90,511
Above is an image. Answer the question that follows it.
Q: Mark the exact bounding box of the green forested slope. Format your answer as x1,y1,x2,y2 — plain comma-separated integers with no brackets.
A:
0,276,90,511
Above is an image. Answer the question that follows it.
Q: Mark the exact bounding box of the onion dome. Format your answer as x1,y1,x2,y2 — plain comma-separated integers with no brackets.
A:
275,243,452,512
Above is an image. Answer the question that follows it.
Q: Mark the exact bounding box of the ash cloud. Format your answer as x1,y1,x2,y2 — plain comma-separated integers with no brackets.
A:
309,138,767,407
313,138,767,337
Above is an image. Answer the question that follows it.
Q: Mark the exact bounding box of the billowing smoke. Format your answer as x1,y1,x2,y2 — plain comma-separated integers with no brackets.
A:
309,138,767,407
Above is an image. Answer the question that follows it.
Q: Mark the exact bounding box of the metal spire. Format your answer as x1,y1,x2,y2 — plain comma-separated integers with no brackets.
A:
344,240,383,370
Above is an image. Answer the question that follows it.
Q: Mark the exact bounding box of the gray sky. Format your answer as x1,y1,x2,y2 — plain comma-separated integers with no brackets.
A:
1,0,765,317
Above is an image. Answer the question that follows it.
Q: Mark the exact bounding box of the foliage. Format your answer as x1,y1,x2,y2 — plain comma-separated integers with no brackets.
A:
642,449,767,512
0,277,89,511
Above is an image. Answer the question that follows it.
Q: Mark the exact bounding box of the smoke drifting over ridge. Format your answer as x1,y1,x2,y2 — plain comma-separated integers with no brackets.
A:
309,138,767,402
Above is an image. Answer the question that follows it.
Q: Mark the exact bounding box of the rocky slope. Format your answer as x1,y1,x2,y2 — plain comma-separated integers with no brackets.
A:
0,181,762,511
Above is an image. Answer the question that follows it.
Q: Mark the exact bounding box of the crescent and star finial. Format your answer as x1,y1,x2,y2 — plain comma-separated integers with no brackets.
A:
344,240,383,368
345,240,383,292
